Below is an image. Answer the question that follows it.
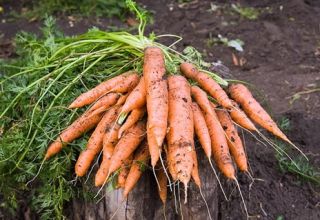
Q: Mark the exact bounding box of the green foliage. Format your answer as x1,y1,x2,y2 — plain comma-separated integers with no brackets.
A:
15,0,132,20
274,118,320,185
231,4,260,20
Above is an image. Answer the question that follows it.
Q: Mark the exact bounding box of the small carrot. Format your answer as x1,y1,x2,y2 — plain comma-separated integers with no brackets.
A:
143,47,168,167
45,108,106,160
108,121,146,175
89,93,120,112
95,122,121,186
117,155,133,188
204,104,235,179
118,107,145,138
216,109,248,172
75,106,119,177
69,72,139,108
229,101,257,131
229,84,289,142
191,102,212,159
123,141,150,198
157,167,168,204
121,78,146,114
191,85,216,115
191,147,201,188
167,75,194,190
180,62,233,109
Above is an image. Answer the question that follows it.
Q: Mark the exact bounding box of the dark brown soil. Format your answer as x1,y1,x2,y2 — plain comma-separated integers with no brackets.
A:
1,0,319,219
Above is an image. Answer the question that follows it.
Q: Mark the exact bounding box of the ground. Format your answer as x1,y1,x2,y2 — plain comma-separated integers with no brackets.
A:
0,0,319,219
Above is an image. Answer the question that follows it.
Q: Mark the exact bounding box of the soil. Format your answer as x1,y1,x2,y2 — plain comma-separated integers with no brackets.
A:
0,0,319,219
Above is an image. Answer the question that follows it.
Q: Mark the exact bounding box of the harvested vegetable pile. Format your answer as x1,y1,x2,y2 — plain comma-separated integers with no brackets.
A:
0,1,306,219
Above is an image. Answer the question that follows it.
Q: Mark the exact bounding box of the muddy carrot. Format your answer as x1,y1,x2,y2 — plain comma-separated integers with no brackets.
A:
157,167,168,204
118,155,133,188
216,109,248,172
69,71,139,108
167,75,194,190
180,62,233,109
143,47,168,167
121,78,146,114
229,101,257,131
118,107,145,138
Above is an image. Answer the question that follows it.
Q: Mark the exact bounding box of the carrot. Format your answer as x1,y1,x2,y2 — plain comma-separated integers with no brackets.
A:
45,109,106,160
167,75,194,189
157,167,168,204
118,107,145,138
69,71,139,108
191,85,216,115
117,155,133,188
180,62,233,109
216,109,248,172
116,93,129,106
95,122,121,186
89,93,120,112
191,102,211,159
229,83,289,142
143,47,168,167
191,147,201,188
75,106,119,177
229,101,257,131
123,141,150,198
108,121,146,175
121,77,146,114
203,104,235,179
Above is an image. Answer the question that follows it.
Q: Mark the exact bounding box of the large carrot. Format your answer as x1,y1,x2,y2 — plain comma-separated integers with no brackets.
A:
191,86,216,116
229,101,257,131
143,47,168,167
216,109,248,172
118,107,145,138
108,121,146,175
95,122,121,186
180,62,233,109
204,104,235,179
69,72,139,108
123,141,150,198
229,84,289,142
117,155,133,188
191,102,211,159
157,167,168,204
45,106,109,160
167,75,194,190
75,106,119,177
121,78,146,114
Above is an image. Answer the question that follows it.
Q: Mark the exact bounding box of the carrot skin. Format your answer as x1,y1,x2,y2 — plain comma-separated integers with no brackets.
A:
229,101,257,131
123,141,150,198
191,102,212,159
75,106,119,177
167,75,194,187
69,71,139,108
180,62,233,109
191,147,201,188
229,84,289,142
157,167,168,204
118,155,133,188
204,104,235,179
216,109,248,172
118,107,145,138
143,47,168,167
121,78,146,114
108,121,146,174
191,86,216,116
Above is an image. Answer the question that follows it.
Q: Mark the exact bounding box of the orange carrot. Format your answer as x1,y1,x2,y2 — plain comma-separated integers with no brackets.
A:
191,85,216,116
118,107,145,138
204,104,235,179
180,62,233,109
229,101,257,131
143,47,168,167
229,84,289,142
95,122,121,186
75,106,119,177
191,102,211,159
123,141,150,198
117,155,133,188
69,72,139,108
121,78,146,114
191,147,201,188
45,109,106,160
216,109,248,172
89,93,120,112
167,75,194,189
157,167,168,204
108,121,146,175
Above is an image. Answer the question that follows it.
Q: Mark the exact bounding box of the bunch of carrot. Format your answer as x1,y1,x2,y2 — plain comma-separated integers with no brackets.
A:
44,46,298,206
